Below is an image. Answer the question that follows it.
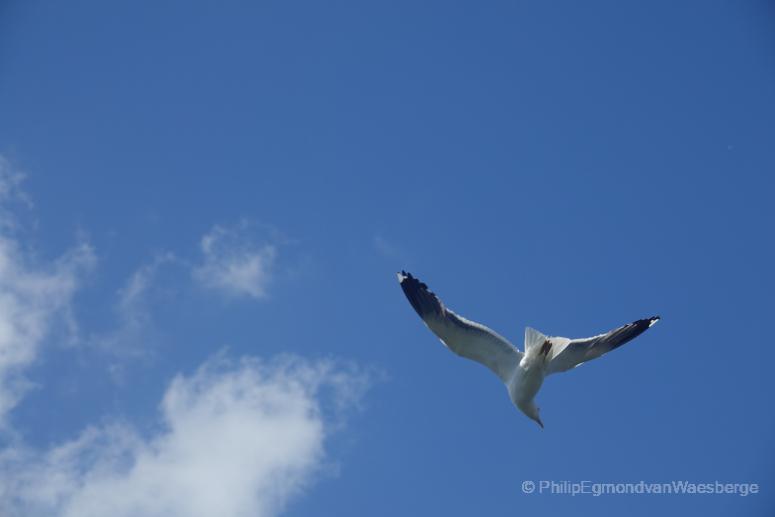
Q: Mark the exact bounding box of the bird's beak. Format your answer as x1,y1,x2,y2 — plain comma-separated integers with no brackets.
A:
537,418,544,429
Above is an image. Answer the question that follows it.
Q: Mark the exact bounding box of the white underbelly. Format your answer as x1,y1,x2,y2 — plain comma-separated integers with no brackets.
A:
508,364,545,406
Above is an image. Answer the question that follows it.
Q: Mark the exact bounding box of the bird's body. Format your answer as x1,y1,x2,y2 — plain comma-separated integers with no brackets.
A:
509,353,546,425
397,271,659,428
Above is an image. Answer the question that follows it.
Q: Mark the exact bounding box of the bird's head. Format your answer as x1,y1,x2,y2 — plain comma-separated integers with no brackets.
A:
531,406,544,429
518,401,544,429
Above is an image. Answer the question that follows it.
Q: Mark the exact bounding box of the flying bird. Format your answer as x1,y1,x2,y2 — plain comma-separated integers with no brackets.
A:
397,271,659,428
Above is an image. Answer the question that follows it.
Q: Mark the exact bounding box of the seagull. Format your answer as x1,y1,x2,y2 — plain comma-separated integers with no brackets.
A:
397,271,659,428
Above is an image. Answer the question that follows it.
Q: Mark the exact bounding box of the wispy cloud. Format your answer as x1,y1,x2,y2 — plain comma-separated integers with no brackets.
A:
372,234,407,262
372,234,413,269
0,355,368,517
117,254,175,313
0,156,32,228
192,222,279,299
92,253,176,364
0,161,95,424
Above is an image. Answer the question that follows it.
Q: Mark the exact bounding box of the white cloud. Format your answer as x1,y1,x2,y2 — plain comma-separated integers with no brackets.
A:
0,160,370,517
0,162,95,424
193,223,278,299
0,355,368,517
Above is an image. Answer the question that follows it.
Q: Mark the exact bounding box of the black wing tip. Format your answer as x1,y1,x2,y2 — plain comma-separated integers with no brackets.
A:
396,270,428,290
632,315,660,326
630,315,660,332
396,270,440,317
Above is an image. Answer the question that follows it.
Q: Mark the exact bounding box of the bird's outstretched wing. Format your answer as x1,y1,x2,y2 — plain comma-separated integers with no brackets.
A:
545,316,660,375
397,271,522,382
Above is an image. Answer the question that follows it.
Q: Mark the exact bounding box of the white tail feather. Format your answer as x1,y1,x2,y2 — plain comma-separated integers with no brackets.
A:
524,327,548,353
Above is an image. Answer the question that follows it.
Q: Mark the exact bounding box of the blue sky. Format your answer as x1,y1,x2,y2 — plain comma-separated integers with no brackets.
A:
0,1,773,515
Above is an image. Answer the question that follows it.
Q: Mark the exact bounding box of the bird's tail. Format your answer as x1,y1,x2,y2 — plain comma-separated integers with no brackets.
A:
524,327,549,355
